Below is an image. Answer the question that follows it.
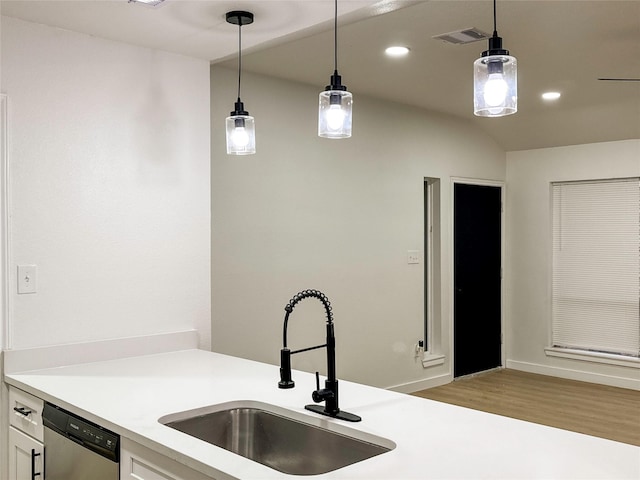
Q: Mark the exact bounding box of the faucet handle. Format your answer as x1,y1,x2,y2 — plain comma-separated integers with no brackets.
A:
312,372,323,403
312,372,334,403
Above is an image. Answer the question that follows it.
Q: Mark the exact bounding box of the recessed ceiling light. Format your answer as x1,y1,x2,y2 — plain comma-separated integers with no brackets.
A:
385,46,410,57
542,91,561,100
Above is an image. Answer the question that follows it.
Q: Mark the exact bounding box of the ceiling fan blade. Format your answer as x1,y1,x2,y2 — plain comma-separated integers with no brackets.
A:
598,78,640,82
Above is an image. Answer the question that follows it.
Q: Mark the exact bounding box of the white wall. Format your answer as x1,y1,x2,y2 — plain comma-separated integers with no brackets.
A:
505,140,640,389
211,66,505,390
1,17,211,350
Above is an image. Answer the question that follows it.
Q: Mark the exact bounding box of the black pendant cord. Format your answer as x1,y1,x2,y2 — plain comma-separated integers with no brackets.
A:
237,22,243,102
333,0,338,73
484,0,506,55
493,0,497,36
324,0,345,93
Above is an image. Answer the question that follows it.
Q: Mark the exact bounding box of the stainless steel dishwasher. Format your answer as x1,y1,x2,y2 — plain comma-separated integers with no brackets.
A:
43,402,120,480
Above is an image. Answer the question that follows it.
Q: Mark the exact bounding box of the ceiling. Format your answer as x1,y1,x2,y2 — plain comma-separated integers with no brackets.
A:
2,0,639,151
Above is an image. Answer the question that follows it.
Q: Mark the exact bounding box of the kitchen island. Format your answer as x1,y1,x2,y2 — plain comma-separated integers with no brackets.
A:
4,343,640,479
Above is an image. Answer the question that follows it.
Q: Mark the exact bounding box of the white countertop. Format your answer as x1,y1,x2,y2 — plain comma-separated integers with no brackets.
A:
5,349,640,479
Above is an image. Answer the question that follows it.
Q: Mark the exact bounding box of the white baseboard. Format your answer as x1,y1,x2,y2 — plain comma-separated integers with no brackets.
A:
506,359,640,391
387,373,452,393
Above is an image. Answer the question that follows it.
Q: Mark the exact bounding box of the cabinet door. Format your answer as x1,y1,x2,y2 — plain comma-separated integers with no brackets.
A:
121,438,213,480
126,457,179,480
8,426,44,480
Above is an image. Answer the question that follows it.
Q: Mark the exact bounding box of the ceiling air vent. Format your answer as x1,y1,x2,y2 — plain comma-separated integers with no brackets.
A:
432,28,489,45
128,0,166,7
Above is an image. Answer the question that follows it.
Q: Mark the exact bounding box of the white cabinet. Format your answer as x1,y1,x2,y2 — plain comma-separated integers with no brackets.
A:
121,438,214,480
8,427,44,480
8,386,44,440
7,387,45,480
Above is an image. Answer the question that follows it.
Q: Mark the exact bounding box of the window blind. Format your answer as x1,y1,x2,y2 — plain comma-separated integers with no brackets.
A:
551,178,640,357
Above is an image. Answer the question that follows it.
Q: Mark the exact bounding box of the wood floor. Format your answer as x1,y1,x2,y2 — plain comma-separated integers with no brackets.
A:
412,369,640,447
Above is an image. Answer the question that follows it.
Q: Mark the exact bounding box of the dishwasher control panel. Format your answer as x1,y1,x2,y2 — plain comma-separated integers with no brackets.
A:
43,402,119,462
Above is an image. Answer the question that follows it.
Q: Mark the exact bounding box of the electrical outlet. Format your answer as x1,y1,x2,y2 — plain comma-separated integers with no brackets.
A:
17,265,37,294
407,250,420,264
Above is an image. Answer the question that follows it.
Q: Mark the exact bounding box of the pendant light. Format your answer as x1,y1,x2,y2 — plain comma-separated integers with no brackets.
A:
473,0,517,117
318,0,352,139
226,11,256,155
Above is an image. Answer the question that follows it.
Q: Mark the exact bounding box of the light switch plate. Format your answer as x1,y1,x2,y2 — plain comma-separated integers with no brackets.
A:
17,265,37,294
407,250,420,264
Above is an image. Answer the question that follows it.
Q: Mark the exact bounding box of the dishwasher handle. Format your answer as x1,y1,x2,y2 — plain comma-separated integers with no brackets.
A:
68,432,85,446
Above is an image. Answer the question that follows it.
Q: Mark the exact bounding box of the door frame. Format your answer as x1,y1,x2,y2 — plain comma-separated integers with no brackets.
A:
450,177,506,377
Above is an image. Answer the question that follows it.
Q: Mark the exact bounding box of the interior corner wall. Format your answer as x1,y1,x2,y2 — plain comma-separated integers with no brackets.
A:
211,66,505,390
505,139,640,389
1,93,6,353
1,16,211,350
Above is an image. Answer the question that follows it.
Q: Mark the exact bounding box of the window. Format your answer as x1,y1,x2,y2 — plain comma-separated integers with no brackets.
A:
551,178,639,358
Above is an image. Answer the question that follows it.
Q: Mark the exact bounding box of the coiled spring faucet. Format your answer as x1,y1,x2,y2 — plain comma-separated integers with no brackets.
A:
278,289,361,422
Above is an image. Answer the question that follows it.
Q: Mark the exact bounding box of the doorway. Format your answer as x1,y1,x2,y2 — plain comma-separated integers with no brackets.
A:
453,181,503,377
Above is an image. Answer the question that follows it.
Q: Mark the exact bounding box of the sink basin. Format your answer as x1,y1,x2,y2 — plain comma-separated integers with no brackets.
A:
159,401,394,475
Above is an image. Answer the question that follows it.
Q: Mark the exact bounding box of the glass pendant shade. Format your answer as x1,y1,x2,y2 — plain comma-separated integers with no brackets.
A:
474,54,517,117
318,90,352,138
226,113,255,155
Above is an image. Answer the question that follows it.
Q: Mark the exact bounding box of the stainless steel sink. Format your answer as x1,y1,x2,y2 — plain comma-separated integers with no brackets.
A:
159,401,394,475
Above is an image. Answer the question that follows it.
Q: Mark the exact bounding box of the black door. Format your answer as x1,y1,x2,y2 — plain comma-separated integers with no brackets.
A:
454,183,502,377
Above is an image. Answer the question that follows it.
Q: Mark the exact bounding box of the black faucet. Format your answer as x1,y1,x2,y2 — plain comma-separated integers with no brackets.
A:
278,289,361,422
